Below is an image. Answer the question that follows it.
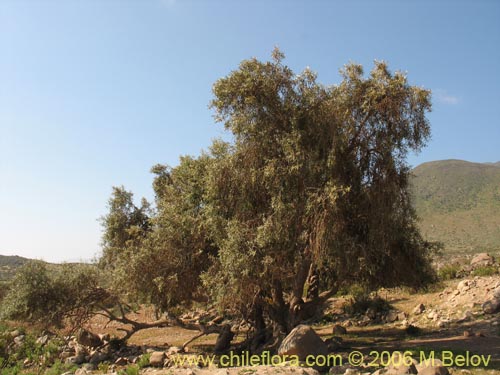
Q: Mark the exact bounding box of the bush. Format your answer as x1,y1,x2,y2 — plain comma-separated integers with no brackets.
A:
473,266,498,277
343,284,392,316
0,261,104,328
438,264,461,280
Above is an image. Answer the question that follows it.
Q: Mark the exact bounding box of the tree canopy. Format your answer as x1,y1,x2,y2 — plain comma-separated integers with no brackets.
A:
1,50,437,350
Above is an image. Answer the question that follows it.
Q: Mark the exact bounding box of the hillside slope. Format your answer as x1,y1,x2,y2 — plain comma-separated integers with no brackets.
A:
412,159,500,255
0,255,30,281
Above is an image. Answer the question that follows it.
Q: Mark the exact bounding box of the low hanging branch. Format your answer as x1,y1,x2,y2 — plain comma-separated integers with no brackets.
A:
95,301,233,349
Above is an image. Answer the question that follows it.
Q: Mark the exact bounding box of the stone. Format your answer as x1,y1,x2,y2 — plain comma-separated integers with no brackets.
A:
366,307,377,320
82,363,97,371
471,253,495,267
149,351,166,367
332,324,347,335
324,336,342,351
13,335,25,346
89,351,109,365
482,298,500,314
418,366,449,375
412,304,425,315
385,310,399,323
76,329,102,348
65,355,86,365
36,335,50,345
114,357,128,366
416,359,448,375
277,325,329,368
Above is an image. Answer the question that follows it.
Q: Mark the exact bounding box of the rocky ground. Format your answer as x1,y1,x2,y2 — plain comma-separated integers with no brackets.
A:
3,254,500,375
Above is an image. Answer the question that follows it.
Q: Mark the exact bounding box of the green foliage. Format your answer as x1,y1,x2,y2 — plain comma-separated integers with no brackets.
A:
97,362,111,373
136,354,150,369
0,261,106,328
43,360,77,375
438,264,462,280
100,186,152,269
96,49,437,335
120,365,139,375
473,266,499,277
344,285,392,316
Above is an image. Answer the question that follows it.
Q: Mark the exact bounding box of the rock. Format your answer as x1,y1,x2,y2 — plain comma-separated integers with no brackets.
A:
82,363,97,371
114,357,128,366
98,333,110,342
463,330,473,337
418,366,449,375
10,330,21,338
13,335,25,347
332,324,347,335
457,280,471,292
412,304,425,315
324,336,342,351
471,253,495,268
365,307,377,320
482,298,500,314
329,366,359,375
36,335,50,345
436,320,447,328
76,329,102,348
417,359,449,375
166,346,182,355
65,355,86,365
385,310,400,323
75,369,88,375
278,325,329,368
149,351,166,367
89,351,109,365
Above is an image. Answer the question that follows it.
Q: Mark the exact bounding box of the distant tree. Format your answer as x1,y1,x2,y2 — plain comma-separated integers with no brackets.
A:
0,261,106,329
111,156,217,313
99,186,152,269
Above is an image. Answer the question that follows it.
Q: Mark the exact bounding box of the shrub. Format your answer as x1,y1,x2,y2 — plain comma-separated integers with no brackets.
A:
473,266,498,277
438,264,461,280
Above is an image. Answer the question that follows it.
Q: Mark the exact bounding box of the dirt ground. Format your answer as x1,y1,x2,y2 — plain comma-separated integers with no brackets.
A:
83,276,500,374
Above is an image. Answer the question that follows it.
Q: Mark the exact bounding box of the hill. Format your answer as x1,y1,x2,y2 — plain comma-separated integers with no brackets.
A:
412,159,500,255
0,254,31,281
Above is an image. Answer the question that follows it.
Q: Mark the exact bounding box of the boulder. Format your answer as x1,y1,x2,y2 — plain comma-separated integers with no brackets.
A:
149,351,166,367
332,324,347,335
412,304,425,315
385,310,399,323
417,359,449,375
76,329,102,348
471,253,495,268
278,325,329,367
482,298,500,314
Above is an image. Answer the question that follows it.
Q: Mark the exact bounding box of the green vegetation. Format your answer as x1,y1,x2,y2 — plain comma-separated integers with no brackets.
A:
1,50,437,351
473,265,499,277
0,256,29,281
437,264,462,280
412,159,500,255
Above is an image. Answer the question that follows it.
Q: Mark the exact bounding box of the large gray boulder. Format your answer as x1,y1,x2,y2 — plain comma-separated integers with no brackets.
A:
278,325,329,368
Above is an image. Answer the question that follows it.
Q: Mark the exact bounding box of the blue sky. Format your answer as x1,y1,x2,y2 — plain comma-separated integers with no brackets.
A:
1,0,499,262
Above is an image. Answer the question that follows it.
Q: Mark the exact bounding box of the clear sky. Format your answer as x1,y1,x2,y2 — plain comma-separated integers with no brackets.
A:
0,0,499,262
